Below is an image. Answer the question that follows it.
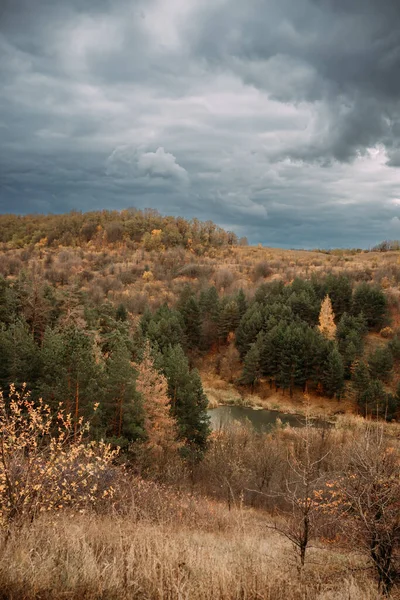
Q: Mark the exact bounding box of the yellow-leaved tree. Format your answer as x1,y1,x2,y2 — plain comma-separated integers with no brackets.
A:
318,295,336,340
0,385,118,528
135,344,181,463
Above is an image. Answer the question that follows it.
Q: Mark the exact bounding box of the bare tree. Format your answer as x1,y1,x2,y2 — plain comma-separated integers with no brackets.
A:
325,427,400,595
250,418,331,567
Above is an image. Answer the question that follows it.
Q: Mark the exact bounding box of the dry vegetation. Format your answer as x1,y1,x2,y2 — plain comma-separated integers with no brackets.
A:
0,480,383,600
1,212,400,597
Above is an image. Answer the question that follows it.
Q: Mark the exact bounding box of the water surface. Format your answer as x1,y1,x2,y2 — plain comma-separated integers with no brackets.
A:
208,405,327,432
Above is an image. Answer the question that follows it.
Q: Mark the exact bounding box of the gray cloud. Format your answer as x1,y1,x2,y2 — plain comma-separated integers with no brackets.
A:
1,0,400,247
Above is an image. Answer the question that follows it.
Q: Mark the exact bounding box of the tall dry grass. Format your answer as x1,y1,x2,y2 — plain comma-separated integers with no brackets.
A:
0,480,380,600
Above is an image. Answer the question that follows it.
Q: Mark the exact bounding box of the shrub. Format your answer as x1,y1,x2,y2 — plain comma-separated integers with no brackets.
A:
0,385,118,528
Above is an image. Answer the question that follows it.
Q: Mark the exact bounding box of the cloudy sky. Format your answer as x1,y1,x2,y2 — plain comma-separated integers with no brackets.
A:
1,0,400,248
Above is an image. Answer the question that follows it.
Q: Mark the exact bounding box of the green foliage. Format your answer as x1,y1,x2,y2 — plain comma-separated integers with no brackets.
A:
351,283,388,329
0,320,40,392
218,299,240,343
321,346,345,399
178,288,201,350
368,346,394,383
235,303,264,358
141,305,185,353
240,341,262,388
161,344,210,454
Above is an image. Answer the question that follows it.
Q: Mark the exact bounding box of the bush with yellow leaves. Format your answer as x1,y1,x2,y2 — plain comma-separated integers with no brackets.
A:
0,385,119,527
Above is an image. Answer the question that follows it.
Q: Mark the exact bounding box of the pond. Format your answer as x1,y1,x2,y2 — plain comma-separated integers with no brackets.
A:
208,405,329,432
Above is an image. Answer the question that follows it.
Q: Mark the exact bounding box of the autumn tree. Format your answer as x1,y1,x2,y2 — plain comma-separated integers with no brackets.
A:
0,385,118,529
135,343,180,461
318,295,337,340
220,333,241,382
324,430,400,595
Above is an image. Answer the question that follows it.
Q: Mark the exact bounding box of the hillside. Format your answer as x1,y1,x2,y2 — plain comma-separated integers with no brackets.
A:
1,211,400,597
1,210,400,421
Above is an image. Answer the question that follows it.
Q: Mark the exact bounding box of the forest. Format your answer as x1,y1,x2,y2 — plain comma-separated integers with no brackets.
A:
0,209,400,598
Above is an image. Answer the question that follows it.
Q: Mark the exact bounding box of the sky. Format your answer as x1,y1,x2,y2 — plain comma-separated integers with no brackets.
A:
1,0,400,248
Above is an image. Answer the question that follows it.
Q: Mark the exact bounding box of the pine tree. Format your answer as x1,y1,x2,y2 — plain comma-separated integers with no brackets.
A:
104,338,142,442
115,303,128,321
351,283,388,330
235,303,264,357
0,320,40,392
218,299,240,343
368,346,394,383
321,347,344,399
162,344,210,455
240,341,262,389
136,344,180,458
236,289,248,319
359,379,386,418
180,295,201,350
318,295,337,340
352,360,370,405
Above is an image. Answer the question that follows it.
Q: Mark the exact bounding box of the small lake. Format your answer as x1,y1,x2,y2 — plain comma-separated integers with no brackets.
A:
208,405,329,432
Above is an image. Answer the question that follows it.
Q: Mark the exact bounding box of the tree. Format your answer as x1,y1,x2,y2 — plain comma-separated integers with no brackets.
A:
324,430,400,595
236,289,248,320
324,274,352,321
162,345,210,456
318,295,337,340
103,338,143,443
321,347,345,399
0,385,117,529
0,320,40,393
240,341,262,390
218,299,240,343
115,303,128,322
179,294,201,350
352,283,388,330
220,333,241,382
358,379,386,418
235,303,263,358
368,346,394,383
39,326,101,436
135,343,180,461
262,418,330,567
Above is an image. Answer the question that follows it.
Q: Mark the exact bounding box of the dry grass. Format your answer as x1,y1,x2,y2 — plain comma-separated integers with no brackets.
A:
0,491,380,600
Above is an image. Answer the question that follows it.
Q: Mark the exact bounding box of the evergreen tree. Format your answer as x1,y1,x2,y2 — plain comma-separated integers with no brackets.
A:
321,347,344,399
179,295,201,350
352,360,371,405
324,274,352,320
103,337,143,443
218,299,240,343
288,290,319,326
388,335,400,360
240,341,262,389
145,305,185,353
351,283,388,329
162,344,210,455
235,303,263,357
368,346,393,383
115,303,128,321
358,379,386,417
39,325,101,433
236,289,248,320
0,320,40,392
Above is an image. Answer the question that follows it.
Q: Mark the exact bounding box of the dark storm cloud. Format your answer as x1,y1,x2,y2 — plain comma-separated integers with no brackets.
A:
1,0,400,247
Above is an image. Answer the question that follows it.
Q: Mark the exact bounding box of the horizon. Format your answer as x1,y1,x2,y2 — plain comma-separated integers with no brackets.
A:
1,0,400,248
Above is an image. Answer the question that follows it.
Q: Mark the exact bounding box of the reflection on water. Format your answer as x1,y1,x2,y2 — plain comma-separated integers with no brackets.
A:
208,405,328,432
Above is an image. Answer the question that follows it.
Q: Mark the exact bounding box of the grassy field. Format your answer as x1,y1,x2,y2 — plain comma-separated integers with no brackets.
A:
0,485,380,600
